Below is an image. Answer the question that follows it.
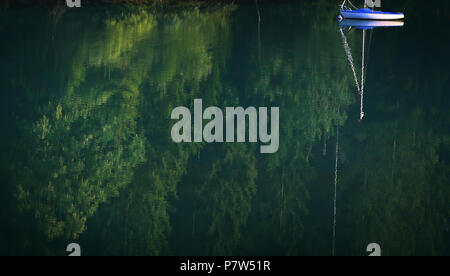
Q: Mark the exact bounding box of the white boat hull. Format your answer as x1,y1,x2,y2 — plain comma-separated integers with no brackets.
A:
339,19,404,29
341,10,404,21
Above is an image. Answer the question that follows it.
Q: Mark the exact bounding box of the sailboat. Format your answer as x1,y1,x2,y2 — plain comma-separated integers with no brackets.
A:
340,0,404,21
338,17,404,122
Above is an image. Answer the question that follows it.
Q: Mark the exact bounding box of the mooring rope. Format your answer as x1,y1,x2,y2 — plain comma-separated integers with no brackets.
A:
360,29,366,120
332,126,339,256
347,0,359,10
339,28,361,93
340,0,359,10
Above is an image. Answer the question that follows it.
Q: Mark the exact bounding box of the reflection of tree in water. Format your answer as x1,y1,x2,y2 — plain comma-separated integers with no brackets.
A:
337,51,450,255
83,8,234,255
7,5,234,253
1,1,448,256
4,3,355,254
13,10,155,240
187,145,258,256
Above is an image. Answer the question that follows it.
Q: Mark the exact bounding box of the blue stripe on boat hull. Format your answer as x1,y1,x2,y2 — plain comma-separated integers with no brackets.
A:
340,9,404,21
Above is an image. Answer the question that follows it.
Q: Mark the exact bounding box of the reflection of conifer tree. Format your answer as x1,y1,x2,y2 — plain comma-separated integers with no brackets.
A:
1,1,447,257
182,144,258,256
337,22,450,254
83,7,234,255
235,3,355,255
13,8,155,240
339,95,450,256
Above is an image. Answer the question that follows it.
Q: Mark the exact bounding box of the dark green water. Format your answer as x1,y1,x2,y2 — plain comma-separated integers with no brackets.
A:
0,1,449,256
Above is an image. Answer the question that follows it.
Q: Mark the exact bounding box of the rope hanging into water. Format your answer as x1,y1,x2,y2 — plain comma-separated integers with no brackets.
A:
339,27,373,121
339,28,361,93
340,0,359,10
348,0,359,9
332,126,339,256
360,29,366,120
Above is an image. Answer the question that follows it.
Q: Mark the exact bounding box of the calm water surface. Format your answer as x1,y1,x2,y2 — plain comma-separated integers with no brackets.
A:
0,1,449,256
